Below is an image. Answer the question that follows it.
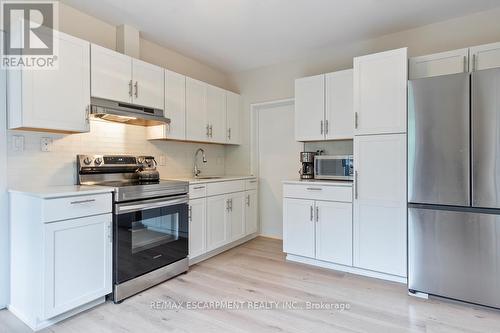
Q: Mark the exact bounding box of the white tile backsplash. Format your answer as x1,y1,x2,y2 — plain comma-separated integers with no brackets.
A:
7,119,226,188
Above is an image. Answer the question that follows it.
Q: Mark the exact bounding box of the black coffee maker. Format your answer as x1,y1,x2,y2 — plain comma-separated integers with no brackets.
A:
299,152,316,179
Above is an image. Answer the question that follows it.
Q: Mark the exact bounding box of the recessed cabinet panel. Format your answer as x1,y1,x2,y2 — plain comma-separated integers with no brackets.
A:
283,198,315,258
186,78,208,142
326,69,354,139
226,91,241,144
353,134,407,277
9,32,91,133
206,194,229,251
295,74,325,141
206,84,227,143
245,190,258,235
229,192,246,241
470,41,500,71
91,44,132,104
409,48,469,79
189,198,206,259
131,59,164,109
354,48,407,135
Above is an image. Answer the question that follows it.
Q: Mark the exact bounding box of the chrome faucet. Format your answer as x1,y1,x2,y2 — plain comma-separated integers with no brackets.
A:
193,148,207,177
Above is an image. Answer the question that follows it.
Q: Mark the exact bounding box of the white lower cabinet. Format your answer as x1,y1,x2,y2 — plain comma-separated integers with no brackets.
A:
189,178,258,263
9,191,113,331
188,197,206,258
315,200,352,266
206,194,230,251
353,134,407,277
245,190,258,234
44,215,112,319
283,196,352,264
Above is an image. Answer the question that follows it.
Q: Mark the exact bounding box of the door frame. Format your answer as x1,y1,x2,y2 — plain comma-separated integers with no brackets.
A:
250,98,295,239
0,68,8,309
250,98,295,177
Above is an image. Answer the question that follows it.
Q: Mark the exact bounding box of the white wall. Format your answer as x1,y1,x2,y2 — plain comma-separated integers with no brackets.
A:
226,7,500,175
0,70,8,309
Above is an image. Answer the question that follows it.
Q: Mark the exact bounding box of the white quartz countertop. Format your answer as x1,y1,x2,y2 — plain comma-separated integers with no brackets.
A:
172,175,257,184
9,185,115,199
283,179,353,187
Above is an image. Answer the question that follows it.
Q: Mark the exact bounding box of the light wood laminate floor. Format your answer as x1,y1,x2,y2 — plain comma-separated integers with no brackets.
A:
2,237,500,333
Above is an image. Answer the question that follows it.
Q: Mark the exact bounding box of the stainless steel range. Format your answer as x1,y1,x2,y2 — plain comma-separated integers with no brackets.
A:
77,154,189,303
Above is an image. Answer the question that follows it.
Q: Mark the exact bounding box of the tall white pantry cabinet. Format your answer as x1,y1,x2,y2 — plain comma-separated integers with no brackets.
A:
353,48,408,278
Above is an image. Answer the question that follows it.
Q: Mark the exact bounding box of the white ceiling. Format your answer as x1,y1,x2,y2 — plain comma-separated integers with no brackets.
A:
62,0,500,73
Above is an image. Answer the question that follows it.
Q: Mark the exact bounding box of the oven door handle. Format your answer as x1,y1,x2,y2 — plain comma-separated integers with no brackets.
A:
115,195,188,214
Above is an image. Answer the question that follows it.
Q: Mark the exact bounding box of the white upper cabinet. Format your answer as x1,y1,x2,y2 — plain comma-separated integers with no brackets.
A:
409,48,469,79
354,48,408,135
226,91,241,144
8,32,91,133
186,77,209,142
325,69,354,140
353,134,407,277
131,59,164,109
295,74,325,141
206,84,227,143
148,70,186,141
91,45,164,109
470,41,500,71
91,44,132,104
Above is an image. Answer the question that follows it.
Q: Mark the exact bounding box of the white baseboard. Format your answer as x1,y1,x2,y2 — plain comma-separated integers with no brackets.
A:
9,297,105,331
258,233,283,240
408,291,429,299
286,254,407,284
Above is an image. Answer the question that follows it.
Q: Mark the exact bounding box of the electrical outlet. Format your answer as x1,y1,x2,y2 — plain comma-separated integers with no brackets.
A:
12,135,24,152
40,137,53,152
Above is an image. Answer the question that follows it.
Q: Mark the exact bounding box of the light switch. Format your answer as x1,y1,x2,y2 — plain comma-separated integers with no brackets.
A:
40,137,53,152
12,135,24,152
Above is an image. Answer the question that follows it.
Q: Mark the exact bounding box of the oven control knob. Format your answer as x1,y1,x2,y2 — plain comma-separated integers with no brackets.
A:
95,158,102,165
83,157,93,165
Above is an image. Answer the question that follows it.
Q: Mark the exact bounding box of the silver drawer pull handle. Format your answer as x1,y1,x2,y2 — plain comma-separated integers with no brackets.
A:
306,188,322,191
193,186,205,190
249,180,257,183
70,199,96,205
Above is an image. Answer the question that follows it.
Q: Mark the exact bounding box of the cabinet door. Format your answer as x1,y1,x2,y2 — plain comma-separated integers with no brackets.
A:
470,41,500,71
206,84,227,143
18,32,90,133
245,190,258,235
189,198,206,259
229,192,246,241
186,78,209,142
91,44,132,104
132,59,164,109
283,198,315,258
166,70,186,140
325,69,354,140
315,201,353,266
206,194,229,251
409,48,469,79
43,214,112,319
353,134,407,277
353,48,407,135
226,91,241,144
295,74,325,141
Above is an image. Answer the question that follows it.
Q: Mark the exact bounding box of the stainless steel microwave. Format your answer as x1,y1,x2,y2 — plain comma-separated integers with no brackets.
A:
314,155,353,180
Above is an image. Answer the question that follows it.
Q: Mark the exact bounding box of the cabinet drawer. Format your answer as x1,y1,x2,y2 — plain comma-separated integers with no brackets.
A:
207,180,245,196
283,184,352,202
189,184,207,199
245,179,258,190
42,193,112,223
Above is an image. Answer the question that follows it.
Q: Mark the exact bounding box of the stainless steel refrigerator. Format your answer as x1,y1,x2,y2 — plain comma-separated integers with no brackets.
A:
408,68,500,309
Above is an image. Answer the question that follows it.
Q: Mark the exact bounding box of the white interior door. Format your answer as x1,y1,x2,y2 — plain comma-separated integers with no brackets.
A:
0,69,7,309
258,102,302,238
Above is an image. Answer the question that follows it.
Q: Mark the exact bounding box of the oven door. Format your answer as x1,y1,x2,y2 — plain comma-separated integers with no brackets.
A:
114,194,188,284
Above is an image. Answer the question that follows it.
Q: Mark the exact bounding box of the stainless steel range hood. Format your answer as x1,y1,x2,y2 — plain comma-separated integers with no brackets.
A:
90,97,170,126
